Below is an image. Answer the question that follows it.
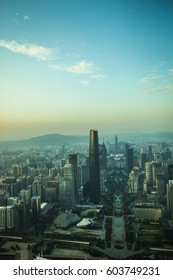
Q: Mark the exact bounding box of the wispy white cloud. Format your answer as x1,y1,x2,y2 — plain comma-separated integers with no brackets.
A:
147,85,173,95
168,68,173,75
140,64,162,84
15,19,20,25
0,39,54,61
140,72,158,84
49,60,96,74
140,64,173,94
67,61,95,74
91,74,106,79
79,80,90,86
23,15,30,21
49,64,65,71
14,13,30,25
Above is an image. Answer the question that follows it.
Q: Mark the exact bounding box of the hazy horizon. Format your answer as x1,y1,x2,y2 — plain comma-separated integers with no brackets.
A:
1,0,173,141
0,129,173,142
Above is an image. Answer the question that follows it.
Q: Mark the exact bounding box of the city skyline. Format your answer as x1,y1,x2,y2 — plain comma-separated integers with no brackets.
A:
1,0,173,141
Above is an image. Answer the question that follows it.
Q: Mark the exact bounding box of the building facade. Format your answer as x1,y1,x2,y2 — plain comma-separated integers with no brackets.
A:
89,129,100,204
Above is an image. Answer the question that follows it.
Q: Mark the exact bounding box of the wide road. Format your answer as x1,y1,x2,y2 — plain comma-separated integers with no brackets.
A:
111,193,127,250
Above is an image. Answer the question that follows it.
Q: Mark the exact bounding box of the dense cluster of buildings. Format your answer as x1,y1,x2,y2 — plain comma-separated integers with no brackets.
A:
0,129,173,258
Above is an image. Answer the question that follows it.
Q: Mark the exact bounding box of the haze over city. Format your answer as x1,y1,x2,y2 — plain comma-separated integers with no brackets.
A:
0,0,173,141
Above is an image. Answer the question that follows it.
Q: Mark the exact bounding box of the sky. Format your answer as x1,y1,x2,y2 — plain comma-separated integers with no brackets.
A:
0,0,173,140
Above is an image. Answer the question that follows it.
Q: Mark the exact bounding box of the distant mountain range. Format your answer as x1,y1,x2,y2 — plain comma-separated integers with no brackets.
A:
28,133,89,146
0,133,89,148
0,131,172,148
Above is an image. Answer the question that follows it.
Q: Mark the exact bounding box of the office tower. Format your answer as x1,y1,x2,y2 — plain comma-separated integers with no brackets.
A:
152,162,161,185
141,152,147,171
125,144,134,174
69,153,78,199
167,180,173,218
115,135,118,154
63,163,73,178
168,164,173,180
14,203,30,233
145,162,153,185
100,142,107,171
164,148,172,161
156,174,165,196
148,145,153,161
45,181,59,202
89,129,100,204
59,177,75,210
59,163,75,209
0,206,6,231
44,187,57,202
31,196,41,219
79,164,88,186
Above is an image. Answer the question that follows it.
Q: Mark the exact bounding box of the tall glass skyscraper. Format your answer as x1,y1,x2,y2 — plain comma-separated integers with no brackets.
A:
89,129,100,204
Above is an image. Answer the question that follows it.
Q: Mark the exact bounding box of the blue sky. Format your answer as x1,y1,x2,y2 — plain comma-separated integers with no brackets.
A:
0,0,173,140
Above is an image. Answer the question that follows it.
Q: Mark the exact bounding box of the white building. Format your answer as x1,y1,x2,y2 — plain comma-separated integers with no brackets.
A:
6,206,15,229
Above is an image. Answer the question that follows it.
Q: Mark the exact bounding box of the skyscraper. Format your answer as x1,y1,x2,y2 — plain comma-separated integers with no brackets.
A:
167,180,173,218
152,162,161,185
115,135,118,154
59,164,75,210
125,144,133,174
0,207,6,231
89,129,100,204
148,145,153,161
69,153,78,200
168,164,173,180
145,162,153,185
100,142,107,170
31,196,41,219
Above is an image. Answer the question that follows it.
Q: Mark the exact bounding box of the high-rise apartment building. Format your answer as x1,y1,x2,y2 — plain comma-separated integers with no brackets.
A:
6,205,15,229
89,129,100,204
